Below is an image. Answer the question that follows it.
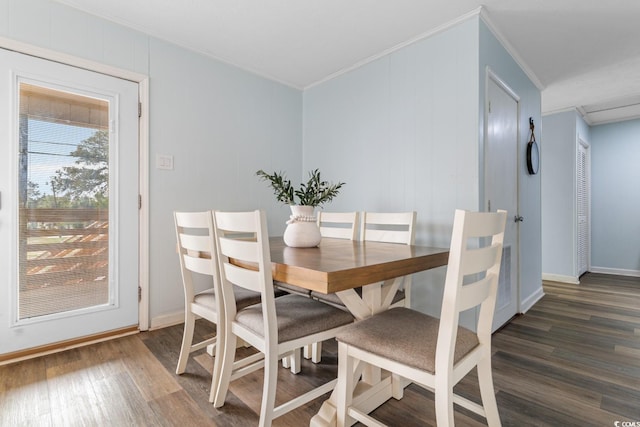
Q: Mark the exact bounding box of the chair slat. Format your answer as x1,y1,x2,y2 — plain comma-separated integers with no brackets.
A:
179,233,211,253
318,211,359,241
363,212,414,226
223,262,262,293
463,212,507,239
175,211,211,228
459,275,492,312
320,227,354,239
219,236,260,263
215,210,258,233
360,211,416,245
184,255,214,276
364,229,412,245
462,244,501,276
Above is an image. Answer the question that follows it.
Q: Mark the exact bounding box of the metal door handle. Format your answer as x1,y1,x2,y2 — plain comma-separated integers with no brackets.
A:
514,215,524,223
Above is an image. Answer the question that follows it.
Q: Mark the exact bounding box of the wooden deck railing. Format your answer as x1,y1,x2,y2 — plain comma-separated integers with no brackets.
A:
21,208,109,290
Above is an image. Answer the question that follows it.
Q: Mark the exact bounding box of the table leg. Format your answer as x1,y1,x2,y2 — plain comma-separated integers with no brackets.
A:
310,282,402,426
310,365,394,427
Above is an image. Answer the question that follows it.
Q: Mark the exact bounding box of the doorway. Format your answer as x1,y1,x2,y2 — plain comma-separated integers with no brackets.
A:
0,48,140,355
484,71,520,332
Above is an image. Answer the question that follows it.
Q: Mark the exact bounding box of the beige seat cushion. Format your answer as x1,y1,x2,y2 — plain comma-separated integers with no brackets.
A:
336,307,479,374
193,288,216,307
193,286,262,312
235,294,354,343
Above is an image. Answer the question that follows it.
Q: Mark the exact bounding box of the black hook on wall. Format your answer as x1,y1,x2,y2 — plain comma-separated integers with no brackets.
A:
526,117,539,174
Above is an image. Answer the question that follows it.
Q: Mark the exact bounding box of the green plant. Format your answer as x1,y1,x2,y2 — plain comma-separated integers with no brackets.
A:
256,169,345,207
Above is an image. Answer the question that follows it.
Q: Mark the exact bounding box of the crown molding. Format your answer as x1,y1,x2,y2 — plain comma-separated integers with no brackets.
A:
542,106,581,117
305,7,484,90
306,6,546,93
478,7,545,91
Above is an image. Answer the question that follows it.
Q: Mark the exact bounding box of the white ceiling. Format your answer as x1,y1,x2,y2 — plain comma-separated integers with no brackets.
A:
54,0,640,125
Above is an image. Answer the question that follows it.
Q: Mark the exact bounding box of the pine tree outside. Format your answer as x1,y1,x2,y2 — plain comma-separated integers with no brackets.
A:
19,83,111,320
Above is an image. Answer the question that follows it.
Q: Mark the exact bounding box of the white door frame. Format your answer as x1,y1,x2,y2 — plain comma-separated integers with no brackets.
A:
484,67,521,327
0,36,150,331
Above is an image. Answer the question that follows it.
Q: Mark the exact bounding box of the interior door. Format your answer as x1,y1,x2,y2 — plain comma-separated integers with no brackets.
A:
485,75,519,332
0,48,139,356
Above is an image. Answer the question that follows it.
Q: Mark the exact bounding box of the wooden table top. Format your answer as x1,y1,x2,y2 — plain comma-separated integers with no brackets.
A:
268,237,449,294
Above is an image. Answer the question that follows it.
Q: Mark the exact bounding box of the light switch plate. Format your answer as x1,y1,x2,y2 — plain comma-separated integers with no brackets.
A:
156,154,173,170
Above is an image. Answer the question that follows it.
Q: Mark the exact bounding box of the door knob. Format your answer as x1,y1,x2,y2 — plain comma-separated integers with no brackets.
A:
514,215,524,223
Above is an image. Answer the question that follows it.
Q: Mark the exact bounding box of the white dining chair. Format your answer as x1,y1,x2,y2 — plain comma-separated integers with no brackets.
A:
276,211,359,372
360,211,417,308
173,211,263,403
312,211,416,315
310,211,360,310
212,210,354,427
334,209,507,427
360,211,416,245
274,211,359,297
307,211,360,362
277,212,359,372
317,211,360,240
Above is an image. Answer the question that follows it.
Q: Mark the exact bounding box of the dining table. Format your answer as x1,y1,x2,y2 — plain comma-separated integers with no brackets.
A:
266,236,449,426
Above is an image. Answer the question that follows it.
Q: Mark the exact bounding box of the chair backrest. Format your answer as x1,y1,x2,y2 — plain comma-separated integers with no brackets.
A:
174,211,220,308
360,211,416,245
213,210,277,343
317,211,359,240
436,209,507,368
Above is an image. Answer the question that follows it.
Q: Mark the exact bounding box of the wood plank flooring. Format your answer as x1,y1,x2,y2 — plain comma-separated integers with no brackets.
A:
1,272,638,426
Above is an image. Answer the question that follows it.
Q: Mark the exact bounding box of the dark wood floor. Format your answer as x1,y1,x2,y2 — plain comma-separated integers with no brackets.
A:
1,273,638,426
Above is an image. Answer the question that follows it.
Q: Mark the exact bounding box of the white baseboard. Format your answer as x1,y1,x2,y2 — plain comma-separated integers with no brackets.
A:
150,311,184,331
520,286,545,313
541,273,580,284
589,267,640,278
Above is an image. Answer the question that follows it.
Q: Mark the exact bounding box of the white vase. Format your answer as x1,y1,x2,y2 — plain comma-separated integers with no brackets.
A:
283,205,322,248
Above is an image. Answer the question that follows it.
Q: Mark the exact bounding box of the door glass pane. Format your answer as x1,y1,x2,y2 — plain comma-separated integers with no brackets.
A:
18,82,110,320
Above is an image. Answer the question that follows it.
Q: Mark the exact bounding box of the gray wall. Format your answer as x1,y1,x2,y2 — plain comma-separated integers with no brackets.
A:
303,16,543,323
147,40,302,321
303,18,480,320
591,119,640,275
1,0,303,324
542,111,640,279
541,111,579,280
541,110,593,282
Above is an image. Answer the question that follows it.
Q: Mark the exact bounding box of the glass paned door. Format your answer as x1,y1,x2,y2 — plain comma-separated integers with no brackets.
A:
0,48,139,356
18,83,111,319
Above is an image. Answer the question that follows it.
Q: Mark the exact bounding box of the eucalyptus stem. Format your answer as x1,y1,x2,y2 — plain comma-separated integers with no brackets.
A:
256,169,345,207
